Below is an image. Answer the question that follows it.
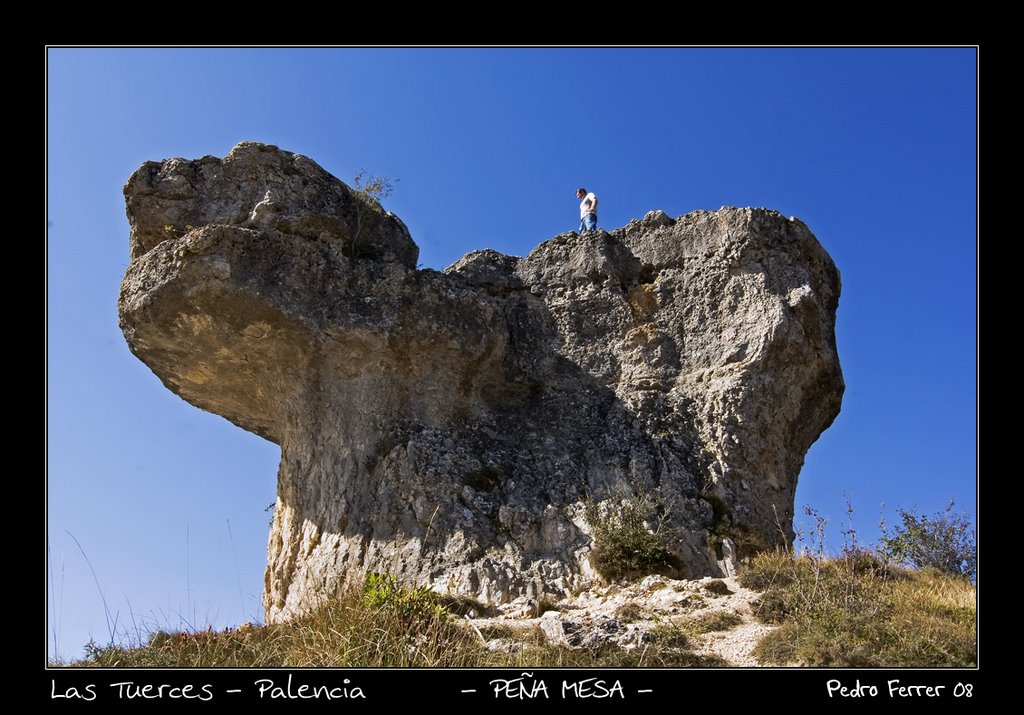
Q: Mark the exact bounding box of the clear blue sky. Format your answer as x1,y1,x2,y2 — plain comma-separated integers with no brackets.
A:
46,47,977,661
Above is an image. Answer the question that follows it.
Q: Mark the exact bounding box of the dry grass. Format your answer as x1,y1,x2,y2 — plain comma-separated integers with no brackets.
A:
65,550,975,669
614,602,645,623
68,583,722,668
686,610,743,634
740,550,976,667
644,622,730,666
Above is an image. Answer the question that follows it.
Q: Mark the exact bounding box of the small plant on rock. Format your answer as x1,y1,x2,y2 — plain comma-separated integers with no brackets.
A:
585,491,683,581
362,573,447,621
348,169,397,261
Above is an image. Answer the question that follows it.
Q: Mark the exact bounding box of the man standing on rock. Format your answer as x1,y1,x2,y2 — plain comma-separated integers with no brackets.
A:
577,187,598,232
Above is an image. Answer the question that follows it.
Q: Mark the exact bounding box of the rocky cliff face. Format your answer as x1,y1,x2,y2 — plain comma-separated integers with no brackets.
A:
119,142,843,622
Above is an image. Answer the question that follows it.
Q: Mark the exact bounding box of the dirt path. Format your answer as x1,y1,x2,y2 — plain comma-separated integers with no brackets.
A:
687,578,778,666
468,575,778,666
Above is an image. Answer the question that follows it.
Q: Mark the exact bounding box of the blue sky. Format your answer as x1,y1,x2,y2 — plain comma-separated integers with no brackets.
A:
46,47,976,661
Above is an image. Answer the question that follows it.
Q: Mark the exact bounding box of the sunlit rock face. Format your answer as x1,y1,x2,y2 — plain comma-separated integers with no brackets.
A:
119,142,843,621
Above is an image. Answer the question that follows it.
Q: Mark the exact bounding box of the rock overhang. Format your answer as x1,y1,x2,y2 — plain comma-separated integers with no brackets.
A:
119,143,843,620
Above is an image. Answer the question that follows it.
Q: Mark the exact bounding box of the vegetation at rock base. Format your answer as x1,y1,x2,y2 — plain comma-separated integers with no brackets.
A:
65,577,719,668
740,502,976,667
585,492,683,581
740,549,975,667
61,501,976,668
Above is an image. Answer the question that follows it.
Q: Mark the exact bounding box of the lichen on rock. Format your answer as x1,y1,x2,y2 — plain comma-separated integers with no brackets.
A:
118,142,843,622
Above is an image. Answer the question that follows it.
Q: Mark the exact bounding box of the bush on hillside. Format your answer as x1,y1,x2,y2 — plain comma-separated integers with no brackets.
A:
878,500,976,581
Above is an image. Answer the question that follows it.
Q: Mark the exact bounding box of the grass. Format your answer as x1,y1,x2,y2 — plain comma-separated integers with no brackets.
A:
67,576,721,668
645,623,729,666
62,554,973,668
686,610,743,634
62,520,975,668
740,549,976,667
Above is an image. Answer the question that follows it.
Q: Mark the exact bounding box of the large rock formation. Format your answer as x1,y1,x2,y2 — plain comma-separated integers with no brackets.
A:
119,142,843,622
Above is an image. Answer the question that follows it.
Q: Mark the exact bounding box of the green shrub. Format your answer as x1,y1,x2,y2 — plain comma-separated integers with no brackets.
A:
362,573,447,620
585,493,683,581
879,501,976,581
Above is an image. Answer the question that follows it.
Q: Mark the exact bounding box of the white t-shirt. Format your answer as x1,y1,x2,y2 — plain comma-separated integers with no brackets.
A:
579,192,597,218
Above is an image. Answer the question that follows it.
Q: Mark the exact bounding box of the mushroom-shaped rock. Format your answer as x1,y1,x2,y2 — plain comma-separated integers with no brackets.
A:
119,143,843,622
